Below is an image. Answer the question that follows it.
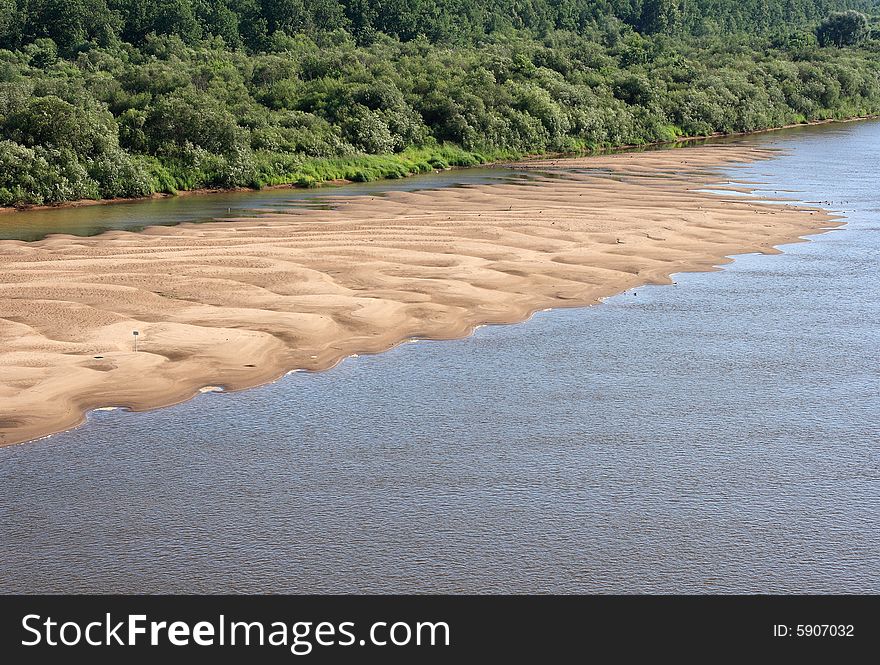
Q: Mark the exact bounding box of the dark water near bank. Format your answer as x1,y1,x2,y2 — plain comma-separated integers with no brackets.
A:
0,167,520,242
0,122,842,243
0,121,878,593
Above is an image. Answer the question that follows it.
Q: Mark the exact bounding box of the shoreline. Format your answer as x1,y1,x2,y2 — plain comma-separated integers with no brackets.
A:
0,116,873,216
0,143,841,447
10,237,835,450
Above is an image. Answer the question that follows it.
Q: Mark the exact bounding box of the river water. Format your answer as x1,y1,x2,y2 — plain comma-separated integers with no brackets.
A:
0,122,877,593
0,167,519,242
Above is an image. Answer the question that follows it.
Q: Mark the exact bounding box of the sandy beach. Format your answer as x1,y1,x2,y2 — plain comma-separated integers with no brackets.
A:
0,144,839,446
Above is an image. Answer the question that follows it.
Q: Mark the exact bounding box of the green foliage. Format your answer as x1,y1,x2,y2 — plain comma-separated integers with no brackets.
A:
3,0,877,52
0,1,879,205
817,10,871,46
637,0,680,35
6,95,114,157
142,89,243,154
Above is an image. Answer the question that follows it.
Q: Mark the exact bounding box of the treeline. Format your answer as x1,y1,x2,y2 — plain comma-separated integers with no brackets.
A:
0,2,879,206
2,0,876,51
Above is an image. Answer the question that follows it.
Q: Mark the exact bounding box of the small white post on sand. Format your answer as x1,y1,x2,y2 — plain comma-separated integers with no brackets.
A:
133,330,139,352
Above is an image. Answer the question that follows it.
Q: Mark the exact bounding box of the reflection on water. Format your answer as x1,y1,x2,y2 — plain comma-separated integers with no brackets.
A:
0,121,878,593
0,120,860,243
0,168,521,242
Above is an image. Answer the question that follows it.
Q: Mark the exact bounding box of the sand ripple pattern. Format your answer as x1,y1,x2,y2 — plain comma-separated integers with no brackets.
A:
0,145,836,445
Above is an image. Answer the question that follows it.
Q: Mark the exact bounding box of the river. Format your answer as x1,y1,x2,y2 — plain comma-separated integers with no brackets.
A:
0,121,877,593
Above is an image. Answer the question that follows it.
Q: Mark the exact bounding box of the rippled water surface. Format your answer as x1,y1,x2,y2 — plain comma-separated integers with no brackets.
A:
0,122,878,593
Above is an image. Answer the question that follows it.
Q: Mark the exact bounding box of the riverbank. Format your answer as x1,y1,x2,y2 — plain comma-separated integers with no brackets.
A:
0,145,489,213
0,143,840,446
0,116,875,215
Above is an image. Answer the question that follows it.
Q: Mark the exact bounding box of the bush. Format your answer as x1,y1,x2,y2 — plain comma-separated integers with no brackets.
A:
2,11,880,205
817,11,870,48
340,104,396,153
143,89,242,155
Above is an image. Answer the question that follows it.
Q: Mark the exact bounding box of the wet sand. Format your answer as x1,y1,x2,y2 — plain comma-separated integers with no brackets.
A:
0,145,839,446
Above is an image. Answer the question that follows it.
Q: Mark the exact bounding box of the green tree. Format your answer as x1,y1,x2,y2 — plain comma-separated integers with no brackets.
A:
5,96,115,157
197,0,242,47
151,0,201,41
345,0,378,44
27,0,87,50
636,0,680,35
307,0,349,33
24,37,59,68
261,0,308,35
143,89,242,155
817,10,869,47
228,0,269,49
0,0,25,49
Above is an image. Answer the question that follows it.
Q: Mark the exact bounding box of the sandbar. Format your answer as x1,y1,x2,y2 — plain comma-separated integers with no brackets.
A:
0,145,839,446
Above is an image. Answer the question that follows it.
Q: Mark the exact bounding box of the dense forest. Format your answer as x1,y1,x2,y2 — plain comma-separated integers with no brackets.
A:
0,0,879,205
